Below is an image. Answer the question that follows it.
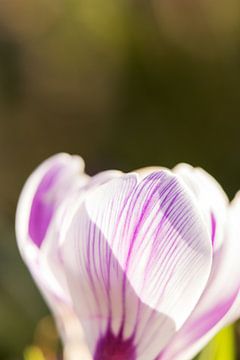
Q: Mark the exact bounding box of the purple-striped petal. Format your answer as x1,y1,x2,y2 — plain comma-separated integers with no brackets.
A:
16,153,87,251
16,154,124,349
16,153,88,343
173,164,228,249
135,167,166,180
136,164,228,250
60,170,212,359
158,193,240,360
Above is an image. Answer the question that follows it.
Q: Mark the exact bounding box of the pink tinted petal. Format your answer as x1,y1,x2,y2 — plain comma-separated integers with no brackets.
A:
16,153,86,251
15,153,87,347
173,164,228,249
16,154,122,309
61,170,212,359
16,153,86,299
16,155,127,357
41,169,123,300
158,193,240,360
60,174,138,353
29,162,64,247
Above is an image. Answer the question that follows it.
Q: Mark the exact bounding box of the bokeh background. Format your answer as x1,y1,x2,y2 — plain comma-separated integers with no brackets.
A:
1,0,240,359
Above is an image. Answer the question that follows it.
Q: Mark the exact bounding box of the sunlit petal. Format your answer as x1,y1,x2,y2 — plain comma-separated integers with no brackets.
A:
61,170,212,359
173,163,228,249
16,153,86,250
158,192,240,360
15,153,88,348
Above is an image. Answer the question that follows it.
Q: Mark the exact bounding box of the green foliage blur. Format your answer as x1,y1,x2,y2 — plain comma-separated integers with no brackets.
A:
0,0,240,358
198,326,235,360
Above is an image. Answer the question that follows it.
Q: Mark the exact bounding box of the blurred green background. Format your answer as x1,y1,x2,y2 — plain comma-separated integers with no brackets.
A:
1,0,240,358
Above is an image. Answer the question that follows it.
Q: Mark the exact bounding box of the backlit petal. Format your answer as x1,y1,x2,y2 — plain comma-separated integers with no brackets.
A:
158,193,240,360
15,153,87,344
173,163,228,249
61,170,212,359
16,153,86,250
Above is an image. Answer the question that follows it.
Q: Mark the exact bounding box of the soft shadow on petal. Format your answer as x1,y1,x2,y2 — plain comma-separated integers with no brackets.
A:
15,155,132,359
86,170,123,189
173,163,228,249
158,193,240,360
61,200,177,360
61,170,212,359
41,168,124,313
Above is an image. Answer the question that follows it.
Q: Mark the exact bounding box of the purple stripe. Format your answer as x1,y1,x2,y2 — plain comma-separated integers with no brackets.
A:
28,163,63,248
211,212,216,246
94,326,136,360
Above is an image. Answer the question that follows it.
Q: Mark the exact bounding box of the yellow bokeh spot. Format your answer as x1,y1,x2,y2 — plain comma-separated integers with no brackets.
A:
24,346,46,360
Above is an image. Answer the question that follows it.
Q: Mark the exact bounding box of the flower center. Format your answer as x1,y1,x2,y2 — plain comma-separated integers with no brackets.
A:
94,328,136,360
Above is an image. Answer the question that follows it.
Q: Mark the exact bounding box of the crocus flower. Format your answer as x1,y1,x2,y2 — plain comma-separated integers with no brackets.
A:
16,154,240,360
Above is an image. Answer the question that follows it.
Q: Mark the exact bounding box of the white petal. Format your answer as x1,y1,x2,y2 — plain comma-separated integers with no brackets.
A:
61,170,212,359
159,192,240,360
15,153,87,343
16,153,86,251
173,163,228,249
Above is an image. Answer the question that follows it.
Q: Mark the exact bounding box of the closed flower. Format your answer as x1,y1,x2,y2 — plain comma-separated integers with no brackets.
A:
16,154,240,360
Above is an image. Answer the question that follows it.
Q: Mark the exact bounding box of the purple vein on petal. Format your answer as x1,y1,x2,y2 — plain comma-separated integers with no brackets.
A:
131,179,178,335
86,214,106,329
77,175,138,338
105,178,137,332
211,212,216,246
127,170,206,347
62,168,212,359
134,181,185,340
122,172,182,339
28,163,63,248
94,326,136,360
119,173,164,335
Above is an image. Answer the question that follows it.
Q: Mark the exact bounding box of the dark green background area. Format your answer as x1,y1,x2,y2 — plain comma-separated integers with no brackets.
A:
0,0,240,358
